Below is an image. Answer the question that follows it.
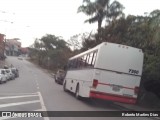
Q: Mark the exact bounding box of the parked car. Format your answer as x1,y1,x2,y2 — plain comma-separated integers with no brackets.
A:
18,55,23,60
4,65,9,69
55,70,66,85
3,69,10,81
18,57,23,60
0,69,7,83
5,69,15,80
11,68,19,78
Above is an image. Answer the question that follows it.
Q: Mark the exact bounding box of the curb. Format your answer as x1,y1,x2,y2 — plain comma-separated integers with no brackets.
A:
50,73,55,78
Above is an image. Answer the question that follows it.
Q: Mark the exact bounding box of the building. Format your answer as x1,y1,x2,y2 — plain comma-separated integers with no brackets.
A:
0,33,5,59
19,47,29,57
5,38,21,56
20,47,29,54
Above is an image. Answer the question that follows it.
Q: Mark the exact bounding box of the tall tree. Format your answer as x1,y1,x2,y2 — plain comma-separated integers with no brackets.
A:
78,0,109,31
78,0,124,32
29,34,72,70
107,1,125,23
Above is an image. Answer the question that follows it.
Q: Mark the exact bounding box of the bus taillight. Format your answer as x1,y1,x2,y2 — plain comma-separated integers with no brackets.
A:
134,86,139,95
93,79,98,88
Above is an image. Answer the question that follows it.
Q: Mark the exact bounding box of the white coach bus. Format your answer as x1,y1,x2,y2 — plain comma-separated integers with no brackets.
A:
63,42,144,104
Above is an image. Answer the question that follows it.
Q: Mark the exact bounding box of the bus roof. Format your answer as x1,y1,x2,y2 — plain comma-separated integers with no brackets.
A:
69,42,103,60
69,42,142,60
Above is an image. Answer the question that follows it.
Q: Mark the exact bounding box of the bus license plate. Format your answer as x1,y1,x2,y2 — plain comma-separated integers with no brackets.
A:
112,86,120,92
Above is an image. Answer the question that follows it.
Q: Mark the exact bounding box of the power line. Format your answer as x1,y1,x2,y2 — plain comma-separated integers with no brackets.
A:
0,19,13,23
0,10,15,15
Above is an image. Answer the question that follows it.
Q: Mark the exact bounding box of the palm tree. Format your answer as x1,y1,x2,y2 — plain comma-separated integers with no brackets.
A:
78,0,109,31
107,1,125,23
78,0,124,32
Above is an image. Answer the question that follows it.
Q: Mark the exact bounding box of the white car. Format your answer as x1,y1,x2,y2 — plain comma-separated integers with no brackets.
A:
5,69,15,80
0,69,7,83
3,69,10,81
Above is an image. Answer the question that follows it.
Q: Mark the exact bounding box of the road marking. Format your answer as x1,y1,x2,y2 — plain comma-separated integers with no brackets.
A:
35,79,39,84
37,92,50,120
0,94,38,100
0,93,38,95
0,100,40,108
34,109,43,111
0,92,47,120
36,81,39,89
37,92,46,111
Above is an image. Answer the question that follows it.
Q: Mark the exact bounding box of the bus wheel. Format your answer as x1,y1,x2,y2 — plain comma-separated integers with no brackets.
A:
75,84,80,99
63,81,67,92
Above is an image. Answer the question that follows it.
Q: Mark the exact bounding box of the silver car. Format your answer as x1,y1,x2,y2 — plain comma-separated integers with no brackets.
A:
0,69,7,83
6,69,15,80
3,69,10,81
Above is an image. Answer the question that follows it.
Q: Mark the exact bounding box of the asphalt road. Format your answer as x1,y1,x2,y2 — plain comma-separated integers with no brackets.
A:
0,56,154,120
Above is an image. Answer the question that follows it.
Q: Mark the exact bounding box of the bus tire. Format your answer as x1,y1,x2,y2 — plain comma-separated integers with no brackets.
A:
63,81,68,92
75,84,80,99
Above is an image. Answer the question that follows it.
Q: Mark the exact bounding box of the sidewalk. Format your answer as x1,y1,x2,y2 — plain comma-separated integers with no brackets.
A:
0,59,10,68
0,60,5,68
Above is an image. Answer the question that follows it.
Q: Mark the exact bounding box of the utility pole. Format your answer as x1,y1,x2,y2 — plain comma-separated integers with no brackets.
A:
0,34,4,59
0,20,13,60
3,34,6,60
0,10,15,59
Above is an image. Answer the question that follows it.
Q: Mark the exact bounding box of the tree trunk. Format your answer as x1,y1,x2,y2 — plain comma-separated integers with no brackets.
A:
98,19,102,34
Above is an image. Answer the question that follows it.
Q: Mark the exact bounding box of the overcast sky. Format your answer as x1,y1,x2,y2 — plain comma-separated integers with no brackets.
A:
0,0,159,47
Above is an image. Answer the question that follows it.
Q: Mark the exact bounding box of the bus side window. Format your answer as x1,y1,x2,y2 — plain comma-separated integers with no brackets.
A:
67,62,70,69
85,54,90,67
73,59,77,69
88,53,93,67
69,60,75,69
74,58,78,68
91,51,97,67
79,57,83,68
82,55,87,67
68,60,72,69
75,59,79,69
67,50,98,70
77,57,82,68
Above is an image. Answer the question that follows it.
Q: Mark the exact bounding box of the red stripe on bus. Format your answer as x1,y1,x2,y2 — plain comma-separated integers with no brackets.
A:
90,91,137,104
98,82,135,90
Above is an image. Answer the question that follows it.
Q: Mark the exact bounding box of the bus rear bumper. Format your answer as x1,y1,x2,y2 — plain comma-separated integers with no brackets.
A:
89,91,137,104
